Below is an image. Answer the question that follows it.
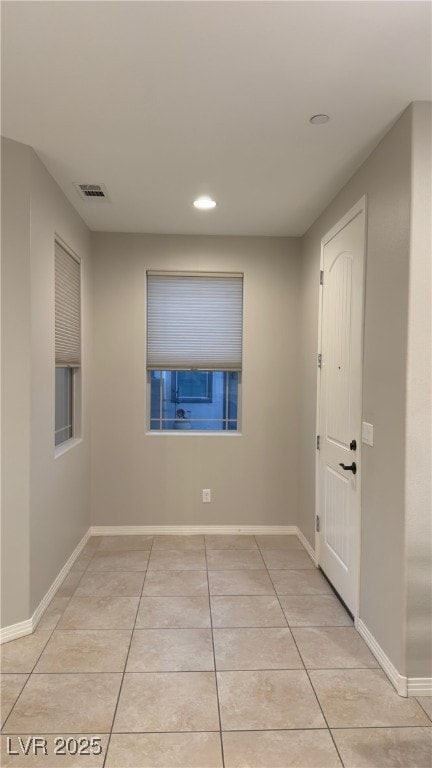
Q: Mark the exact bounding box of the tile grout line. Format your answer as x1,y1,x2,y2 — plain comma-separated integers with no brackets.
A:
1,631,53,732
101,539,153,768
40,624,356,631
3,724,431,737
1,540,106,736
23,666,384,675
3,536,428,759
261,539,347,768
209,536,318,765
208,536,345,761
0,547,96,734
204,538,226,768
416,700,432,724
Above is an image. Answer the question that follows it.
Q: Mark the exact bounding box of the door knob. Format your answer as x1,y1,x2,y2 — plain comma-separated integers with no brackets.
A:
339,462,357,475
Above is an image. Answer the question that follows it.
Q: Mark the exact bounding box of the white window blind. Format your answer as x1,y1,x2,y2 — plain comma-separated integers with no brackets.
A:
147,272,243,370
55,242,81,367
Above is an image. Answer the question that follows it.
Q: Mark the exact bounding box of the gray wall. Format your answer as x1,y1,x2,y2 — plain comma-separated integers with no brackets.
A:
298,103,431,678
404,102,432,679
28,150,92,614
91,234,301,527
1,137,92,626
1,139,31,626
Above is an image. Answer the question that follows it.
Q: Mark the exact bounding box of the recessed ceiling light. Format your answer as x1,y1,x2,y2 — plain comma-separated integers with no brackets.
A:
309,114,330,125
193,196,217,210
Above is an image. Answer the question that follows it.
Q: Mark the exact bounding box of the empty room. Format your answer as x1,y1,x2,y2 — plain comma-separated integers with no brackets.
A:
1,1,431,767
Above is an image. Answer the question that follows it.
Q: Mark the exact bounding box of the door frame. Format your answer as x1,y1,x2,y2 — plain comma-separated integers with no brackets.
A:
314,195,368,622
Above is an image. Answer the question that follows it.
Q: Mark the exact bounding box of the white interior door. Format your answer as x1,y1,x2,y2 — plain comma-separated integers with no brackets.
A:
317,197,366,616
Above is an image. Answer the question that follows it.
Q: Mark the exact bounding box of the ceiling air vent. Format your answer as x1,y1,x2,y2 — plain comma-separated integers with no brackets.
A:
73,183,111,202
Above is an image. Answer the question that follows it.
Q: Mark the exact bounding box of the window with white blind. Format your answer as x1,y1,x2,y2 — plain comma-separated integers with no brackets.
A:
147,272,243,432
55,241,81,447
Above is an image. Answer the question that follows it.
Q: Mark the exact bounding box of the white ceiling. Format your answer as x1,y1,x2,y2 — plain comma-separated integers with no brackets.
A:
2,1,431,236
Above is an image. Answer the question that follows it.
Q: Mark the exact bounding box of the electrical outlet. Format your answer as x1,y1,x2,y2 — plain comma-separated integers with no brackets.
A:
202,489,211,503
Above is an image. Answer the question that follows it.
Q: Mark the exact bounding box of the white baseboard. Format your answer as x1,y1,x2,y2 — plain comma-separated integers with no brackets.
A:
0,529,90,645
407,678,432,697
295,527,317,565
357,620,432,697
90,524,298,536
31,529,91,631
0,618,33,645
356,618,408,697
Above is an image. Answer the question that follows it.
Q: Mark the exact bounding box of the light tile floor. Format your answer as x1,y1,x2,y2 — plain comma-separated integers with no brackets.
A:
1,534,431,767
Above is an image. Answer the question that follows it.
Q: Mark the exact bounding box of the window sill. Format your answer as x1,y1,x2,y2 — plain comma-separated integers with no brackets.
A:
145,431,242,437
54,437,83,459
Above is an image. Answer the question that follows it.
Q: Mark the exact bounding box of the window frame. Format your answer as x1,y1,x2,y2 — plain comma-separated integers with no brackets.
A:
170,370,213,404
145,270,243,436
54,236,83,457
146,370,242,436
55,366,74,446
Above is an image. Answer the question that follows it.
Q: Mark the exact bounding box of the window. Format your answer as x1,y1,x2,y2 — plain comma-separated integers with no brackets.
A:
55,367,73,446
147,272,243,431
55,241,81,447
171,371,213,404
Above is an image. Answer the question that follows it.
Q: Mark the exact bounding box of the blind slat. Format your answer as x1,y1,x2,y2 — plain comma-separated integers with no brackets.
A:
55,243,81,366
147,274,243,371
